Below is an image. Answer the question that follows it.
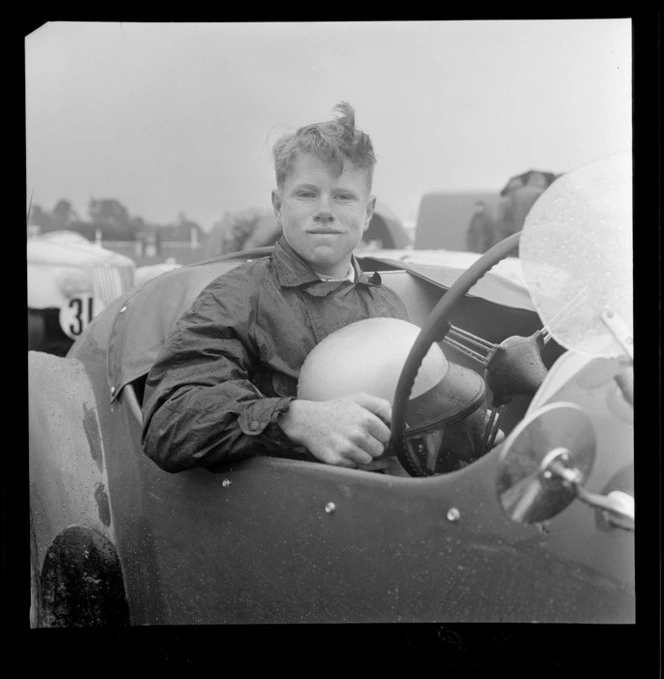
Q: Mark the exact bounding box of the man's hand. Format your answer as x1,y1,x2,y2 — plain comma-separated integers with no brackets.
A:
278,393,392,468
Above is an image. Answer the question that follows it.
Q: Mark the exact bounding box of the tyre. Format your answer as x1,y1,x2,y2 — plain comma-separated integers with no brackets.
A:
39,527,130,627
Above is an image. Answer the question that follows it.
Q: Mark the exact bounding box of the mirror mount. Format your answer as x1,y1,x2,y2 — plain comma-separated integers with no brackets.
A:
599,305,634,408
539,449,635,531
600,306,633,361
577,487,635,531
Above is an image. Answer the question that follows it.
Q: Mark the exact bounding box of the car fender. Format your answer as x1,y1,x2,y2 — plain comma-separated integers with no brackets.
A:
29,350,126,618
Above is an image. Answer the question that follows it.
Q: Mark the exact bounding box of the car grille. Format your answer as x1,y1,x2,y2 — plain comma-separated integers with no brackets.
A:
87,262,136,307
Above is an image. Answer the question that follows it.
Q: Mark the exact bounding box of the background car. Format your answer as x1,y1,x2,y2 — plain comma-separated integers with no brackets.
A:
28,229,136,356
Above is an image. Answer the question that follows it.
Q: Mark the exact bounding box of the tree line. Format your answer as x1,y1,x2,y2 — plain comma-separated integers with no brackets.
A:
28,198,204,242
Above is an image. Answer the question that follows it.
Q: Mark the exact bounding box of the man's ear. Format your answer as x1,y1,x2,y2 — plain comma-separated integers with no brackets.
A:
363,195,376,233
271,189,282,224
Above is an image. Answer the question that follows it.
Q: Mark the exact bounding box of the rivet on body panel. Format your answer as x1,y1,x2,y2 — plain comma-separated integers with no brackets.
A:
325,502,336,514
446,508,461,522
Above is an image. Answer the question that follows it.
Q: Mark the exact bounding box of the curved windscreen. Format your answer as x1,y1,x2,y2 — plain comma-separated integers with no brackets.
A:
519,153,632,358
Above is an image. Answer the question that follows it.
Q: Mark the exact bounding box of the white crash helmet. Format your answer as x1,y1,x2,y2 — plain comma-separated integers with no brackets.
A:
298,318,488,472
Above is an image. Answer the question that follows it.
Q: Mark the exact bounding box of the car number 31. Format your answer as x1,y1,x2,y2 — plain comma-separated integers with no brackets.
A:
59,294,97,339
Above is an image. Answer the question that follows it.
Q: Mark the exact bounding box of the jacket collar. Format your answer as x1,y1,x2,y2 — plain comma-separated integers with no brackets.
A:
272,238,382,289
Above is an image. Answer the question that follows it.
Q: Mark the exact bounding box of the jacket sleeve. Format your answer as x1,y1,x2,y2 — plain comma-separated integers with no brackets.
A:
141,274,310,473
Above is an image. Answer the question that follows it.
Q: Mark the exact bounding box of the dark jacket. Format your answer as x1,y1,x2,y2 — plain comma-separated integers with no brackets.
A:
142,238,409,472
467,210,497,254
496,185,544,240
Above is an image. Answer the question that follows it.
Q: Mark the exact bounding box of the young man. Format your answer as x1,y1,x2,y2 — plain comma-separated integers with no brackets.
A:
141,103,409,472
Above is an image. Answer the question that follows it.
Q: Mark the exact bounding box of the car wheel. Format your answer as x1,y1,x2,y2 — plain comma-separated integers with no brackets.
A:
39,526,130,627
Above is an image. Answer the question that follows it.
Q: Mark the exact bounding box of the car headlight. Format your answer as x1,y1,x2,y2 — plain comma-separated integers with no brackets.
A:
56,269,92,297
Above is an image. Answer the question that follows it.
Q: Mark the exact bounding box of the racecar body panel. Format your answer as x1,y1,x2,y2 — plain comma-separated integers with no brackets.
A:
29,352,114,553
103,408,634,624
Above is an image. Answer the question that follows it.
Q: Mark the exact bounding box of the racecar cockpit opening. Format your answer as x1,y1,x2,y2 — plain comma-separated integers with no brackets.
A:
121,370,499,478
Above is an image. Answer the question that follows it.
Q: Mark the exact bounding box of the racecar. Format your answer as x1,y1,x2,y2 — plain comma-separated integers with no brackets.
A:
27,230,136,356
28,154,634,626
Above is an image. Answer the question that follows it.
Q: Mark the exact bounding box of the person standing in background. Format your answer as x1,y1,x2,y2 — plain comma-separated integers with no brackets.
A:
507,172,548,234
494,176,523,245
495,173,548,255
497,173,548,237
466,200,497,253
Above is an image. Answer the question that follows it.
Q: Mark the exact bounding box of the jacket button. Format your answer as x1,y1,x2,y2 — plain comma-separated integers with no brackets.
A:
250,420,259,431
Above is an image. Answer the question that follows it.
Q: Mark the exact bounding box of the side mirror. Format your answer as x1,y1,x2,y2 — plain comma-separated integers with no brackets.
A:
496,402,634,530
496,402,595,524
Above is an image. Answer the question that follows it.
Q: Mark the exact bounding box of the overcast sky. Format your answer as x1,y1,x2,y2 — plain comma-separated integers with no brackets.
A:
25,20,631,230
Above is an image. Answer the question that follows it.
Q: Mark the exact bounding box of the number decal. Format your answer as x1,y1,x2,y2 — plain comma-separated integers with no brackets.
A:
68,298,83,336
59,294,97,339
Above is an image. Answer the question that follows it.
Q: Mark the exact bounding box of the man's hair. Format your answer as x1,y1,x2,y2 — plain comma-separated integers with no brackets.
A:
272,102,376,189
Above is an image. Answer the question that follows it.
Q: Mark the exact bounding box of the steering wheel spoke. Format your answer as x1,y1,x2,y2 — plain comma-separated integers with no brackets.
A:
443,324,498,368
479,404,508,457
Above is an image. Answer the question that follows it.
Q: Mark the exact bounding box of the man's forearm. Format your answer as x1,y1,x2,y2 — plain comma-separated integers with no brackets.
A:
142,385,298,472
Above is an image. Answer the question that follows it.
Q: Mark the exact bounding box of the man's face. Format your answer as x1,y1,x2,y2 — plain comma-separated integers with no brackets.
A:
272,152,375,278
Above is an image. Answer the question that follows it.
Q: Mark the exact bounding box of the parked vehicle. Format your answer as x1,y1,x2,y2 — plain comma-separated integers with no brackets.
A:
27,230,136,355
28,154,633,626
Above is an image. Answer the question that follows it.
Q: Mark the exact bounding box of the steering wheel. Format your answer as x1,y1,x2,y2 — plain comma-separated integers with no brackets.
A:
391,232,549,477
